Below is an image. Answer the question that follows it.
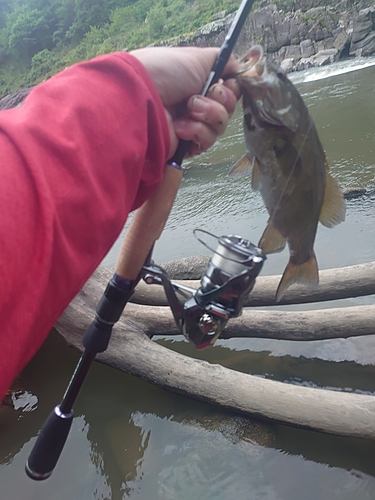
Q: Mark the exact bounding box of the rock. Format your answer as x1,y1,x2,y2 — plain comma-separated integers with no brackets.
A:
315,37,334,52
0,88,33,110
351,8,375,43
350,31,375,56
193,12,235,48
280,57,295,73
343,187,367,199
157,1,375,73
300,39,315,57
212,10,227,21
295,57,315,71
312,48,340,65
294,48,339,71
194,18,227,38
333,30,351,56
278,44,301,60
350,7,375,56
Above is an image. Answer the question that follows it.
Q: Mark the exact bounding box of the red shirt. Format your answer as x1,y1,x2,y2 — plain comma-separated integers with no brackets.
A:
0,52,170,399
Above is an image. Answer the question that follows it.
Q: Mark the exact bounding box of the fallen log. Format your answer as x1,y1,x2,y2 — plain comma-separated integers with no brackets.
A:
93,267,375,340
129,302,375,341
55,267,375,439
131,260,375,306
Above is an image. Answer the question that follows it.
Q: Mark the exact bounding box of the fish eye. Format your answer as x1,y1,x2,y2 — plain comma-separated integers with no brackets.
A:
276,69,286,80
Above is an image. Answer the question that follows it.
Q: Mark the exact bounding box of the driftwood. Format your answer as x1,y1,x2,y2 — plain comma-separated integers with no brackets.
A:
131,259,375,306
55,264,375,440
129,302,375,341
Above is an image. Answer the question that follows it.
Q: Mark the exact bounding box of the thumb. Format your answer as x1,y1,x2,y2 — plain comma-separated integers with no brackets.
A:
131,47,240,107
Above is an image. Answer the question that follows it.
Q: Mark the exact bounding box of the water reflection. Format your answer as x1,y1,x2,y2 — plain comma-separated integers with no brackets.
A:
1,332,375,500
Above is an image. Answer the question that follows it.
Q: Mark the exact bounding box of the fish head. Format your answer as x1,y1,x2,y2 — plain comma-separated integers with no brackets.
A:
237,46,300,132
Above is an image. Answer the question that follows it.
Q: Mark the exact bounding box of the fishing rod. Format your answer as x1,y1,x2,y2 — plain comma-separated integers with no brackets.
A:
25,0,256,480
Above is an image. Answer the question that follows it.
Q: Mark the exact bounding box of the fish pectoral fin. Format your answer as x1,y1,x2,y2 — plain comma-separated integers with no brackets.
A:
228,155,253,179
258,221,286,254
319,171,346,228
251,158,262,190
276,254,319,302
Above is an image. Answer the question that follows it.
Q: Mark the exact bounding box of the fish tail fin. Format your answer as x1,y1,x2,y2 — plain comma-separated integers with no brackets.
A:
276,254,319,302
319,171,346,228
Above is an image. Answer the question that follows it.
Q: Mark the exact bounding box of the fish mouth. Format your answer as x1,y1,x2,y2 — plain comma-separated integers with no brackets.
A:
237,45,266,77
236,46,299,131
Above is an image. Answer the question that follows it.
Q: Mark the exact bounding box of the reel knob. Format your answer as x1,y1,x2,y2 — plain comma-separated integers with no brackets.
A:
198,313,220,336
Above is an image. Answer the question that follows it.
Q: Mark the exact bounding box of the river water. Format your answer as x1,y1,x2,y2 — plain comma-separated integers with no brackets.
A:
1,56,375,499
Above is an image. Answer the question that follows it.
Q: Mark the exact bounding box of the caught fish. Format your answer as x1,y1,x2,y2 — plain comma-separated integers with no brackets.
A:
228,45,345,302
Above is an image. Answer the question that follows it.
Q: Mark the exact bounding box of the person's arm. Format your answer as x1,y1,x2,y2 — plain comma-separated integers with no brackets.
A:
0,52,170,399
0,47,239,401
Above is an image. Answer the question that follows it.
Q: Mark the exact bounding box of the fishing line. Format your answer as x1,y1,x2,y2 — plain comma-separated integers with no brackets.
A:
267,116,315,225
264,61,336,227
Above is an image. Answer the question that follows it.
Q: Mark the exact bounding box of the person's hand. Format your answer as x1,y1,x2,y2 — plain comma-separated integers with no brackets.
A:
130,47,240,158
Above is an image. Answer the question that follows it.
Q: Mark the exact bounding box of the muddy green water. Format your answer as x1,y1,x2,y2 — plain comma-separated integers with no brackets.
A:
1,57,375,499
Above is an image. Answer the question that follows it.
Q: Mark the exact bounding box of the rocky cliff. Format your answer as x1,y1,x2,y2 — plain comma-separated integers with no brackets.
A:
163,0,375,73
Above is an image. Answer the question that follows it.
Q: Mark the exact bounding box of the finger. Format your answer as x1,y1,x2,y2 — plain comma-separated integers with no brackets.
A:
222,78,241,101
186,96,229,136
174,119,217,156
206,82,239,114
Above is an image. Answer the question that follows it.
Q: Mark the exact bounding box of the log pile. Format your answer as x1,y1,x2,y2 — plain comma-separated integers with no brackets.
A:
55,260,375,440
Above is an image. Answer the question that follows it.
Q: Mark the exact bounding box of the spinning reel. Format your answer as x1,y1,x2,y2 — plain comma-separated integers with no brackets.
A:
142,230,265,349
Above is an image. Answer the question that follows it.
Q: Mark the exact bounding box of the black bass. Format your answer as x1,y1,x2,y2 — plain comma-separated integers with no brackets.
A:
228,45,345,302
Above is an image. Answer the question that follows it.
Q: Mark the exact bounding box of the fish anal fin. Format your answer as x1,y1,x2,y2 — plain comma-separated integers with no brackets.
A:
227,155,253,179
251,158,262,190
259,221,286,254
276,254,319,302
319,171,346,228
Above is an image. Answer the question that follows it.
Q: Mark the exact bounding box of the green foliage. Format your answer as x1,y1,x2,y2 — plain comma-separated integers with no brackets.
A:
26,48,61,83
0,0,239,96
0,0,12,29
7,5,52,58
147,4,167,38
64,0,122,42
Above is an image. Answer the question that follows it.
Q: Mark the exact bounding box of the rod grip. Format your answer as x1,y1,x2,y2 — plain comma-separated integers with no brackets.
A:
115,163,183,280
25,406,73,480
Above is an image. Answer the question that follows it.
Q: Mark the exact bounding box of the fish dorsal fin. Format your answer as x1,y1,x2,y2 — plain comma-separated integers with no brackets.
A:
251,158,262,191
258,220,286,254
319,171,346,228
228,155,253,179
276,253,319,302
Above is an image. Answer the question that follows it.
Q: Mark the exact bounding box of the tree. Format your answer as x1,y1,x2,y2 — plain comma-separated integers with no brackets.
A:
147,4,167,38
7,5,52,58
65,0,126,42
0,0,13,29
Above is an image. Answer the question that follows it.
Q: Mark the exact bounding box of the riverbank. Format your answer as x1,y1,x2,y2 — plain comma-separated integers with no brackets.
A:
159,1,375,74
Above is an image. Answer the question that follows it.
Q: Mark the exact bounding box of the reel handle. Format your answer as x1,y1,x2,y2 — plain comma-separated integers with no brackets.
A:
115,163,183,280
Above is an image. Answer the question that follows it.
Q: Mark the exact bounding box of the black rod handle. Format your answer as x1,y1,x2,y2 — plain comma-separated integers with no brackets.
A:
25,405,73,480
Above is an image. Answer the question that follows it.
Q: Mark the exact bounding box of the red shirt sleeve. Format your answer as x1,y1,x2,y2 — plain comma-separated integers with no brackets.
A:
0,52,170,399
